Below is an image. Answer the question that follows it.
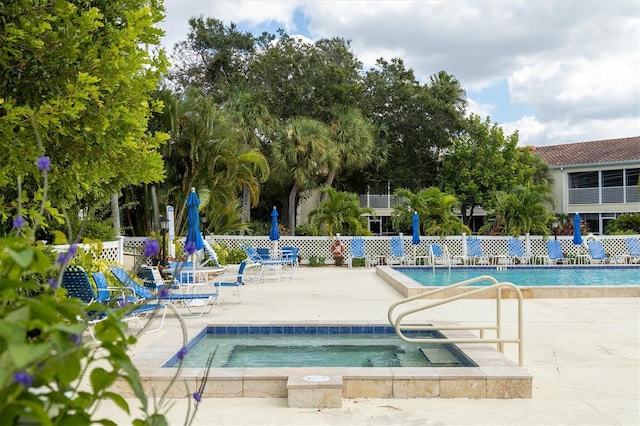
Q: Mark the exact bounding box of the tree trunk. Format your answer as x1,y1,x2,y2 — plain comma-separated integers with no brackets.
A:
151,184,159,234
111,194,121,236
288,183,299,236
321,170,337,202
241,185,251,235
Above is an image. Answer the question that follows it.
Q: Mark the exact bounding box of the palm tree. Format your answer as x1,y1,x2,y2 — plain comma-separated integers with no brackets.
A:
479,185,556,236
222,91,272,225
272,116,336,235
393,187,470,237
159,89,268,235
308,186,376,236
322,107,376,198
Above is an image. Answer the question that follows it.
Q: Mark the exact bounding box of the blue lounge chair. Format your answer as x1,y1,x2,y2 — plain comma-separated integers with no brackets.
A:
210,261,249,304
62,266,167,341
387,236,406,265
587,240,610,264
110,265,218,317
348,237,370,268
624,238,640,263
508,238,530,265
428,244,451,266
545,240,572,264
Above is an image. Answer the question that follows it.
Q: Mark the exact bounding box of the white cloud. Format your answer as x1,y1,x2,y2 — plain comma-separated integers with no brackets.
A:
159,0,640,147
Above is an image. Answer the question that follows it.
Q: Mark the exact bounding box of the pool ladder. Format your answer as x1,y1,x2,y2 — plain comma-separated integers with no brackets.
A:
387,275,524,366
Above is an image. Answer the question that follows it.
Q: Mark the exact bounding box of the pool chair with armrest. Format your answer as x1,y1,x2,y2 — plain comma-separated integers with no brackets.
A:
507,238,531,265
545,240,572,265
387,236,406,265
454,236,491,265
587,240,611,264
428,244,451,266
210,260,249,304
62,266,167,341
624,237,640,264
348,236,370,268
109,265,218,317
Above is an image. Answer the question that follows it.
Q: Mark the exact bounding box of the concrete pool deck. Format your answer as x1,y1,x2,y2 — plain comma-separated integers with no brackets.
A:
98,266,639,425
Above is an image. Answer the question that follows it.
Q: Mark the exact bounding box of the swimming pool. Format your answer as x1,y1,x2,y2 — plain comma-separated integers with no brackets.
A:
164,325,475,368
377,265,640,298
398,266,640,287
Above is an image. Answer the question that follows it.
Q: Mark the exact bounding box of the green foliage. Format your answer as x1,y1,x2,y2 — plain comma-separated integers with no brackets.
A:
392,187,470,237
308,187,375,236
440,114,543,226
295,224,318,236
350,257,366,267
605,213,640,235
211,242,247,264
307,255,326,267
479,185,556,236
0,233,162,424
0,0,168,213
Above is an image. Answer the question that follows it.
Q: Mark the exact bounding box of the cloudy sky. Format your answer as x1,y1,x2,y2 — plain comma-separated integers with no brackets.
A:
159,0,639,147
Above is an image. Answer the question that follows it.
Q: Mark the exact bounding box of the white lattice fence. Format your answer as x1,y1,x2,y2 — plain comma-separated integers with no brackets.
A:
120,234,639,265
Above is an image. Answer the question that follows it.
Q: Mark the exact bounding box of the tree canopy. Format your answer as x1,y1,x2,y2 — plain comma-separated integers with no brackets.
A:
1,0,168,229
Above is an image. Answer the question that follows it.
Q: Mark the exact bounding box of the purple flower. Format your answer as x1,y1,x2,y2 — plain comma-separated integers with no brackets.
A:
69,334,82,346
14,371,34,388
143,239,160,257
159,287,169,299
185,241,196,256
56,244,77,266
193,392,201,403
36,156,51,172
13,216,26,229
48,277,59,290
118,299,130,308
177,346,188,360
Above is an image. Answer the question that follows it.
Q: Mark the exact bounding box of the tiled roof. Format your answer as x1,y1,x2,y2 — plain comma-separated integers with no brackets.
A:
533,136,640,167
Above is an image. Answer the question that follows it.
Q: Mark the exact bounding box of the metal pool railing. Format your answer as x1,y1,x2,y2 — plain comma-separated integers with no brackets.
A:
387,275,525,366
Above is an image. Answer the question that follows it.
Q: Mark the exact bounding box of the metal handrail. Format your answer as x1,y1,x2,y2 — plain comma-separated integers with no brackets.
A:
387,275,524,366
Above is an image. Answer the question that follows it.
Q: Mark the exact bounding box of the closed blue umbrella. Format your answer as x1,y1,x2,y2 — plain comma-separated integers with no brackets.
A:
269,206,280,253
573,213,583,245
411,211,421,246
412,211,420,262
185,188,204,256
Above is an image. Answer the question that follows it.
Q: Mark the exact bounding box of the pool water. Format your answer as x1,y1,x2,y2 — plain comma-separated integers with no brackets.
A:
164,325,475,369
398,266,640,287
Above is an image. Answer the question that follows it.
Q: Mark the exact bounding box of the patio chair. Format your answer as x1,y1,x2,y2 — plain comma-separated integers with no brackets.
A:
624,237,640,263
387,236,406,265
348,237,370,268
62,266,166,341
587,240,610,264
545,240,572,264
455,236,490,265
507,238,530,265
210,260,249,304
428,244,451,266
110,265,218,317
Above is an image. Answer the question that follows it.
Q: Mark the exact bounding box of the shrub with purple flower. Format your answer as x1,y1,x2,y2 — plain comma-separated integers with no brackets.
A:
13,371,34,388
143,238,161,257
36,156,51,172
13,216,26,230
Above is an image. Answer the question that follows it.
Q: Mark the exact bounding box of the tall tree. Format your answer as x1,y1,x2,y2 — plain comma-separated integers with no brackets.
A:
323,106,377,195
360,60,466,191
440,114,524,226
271,117,336,234
0,0,168,223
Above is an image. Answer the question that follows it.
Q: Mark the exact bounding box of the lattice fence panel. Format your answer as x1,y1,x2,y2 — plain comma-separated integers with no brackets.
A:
120,234,639,265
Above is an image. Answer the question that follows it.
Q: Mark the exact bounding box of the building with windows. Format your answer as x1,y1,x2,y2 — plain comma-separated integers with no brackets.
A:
534,136,640,234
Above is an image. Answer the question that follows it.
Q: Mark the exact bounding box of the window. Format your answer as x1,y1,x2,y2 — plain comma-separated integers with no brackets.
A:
569,172,598,188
